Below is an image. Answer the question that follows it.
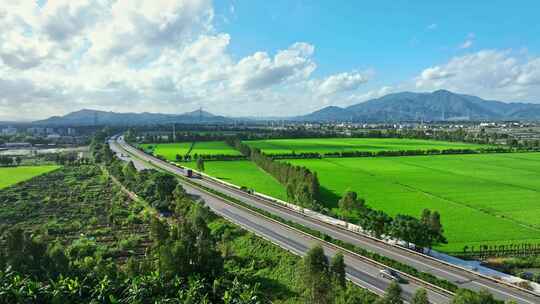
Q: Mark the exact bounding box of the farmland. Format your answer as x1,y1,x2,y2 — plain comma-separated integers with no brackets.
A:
286,153,540,252
0,160,364,303
0,164,152,261
141,141,240,160
0,165,60,189
150,137,540,253
245,138,492,155
181,160,287,200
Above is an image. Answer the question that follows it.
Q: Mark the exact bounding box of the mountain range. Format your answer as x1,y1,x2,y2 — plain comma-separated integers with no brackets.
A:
34,109,232,126
295,90,540,122
33,90,540,126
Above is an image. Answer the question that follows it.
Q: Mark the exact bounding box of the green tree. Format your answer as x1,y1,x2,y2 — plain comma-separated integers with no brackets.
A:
46,242,70,277
338,191,358,214
150,217,169,247
196,157,205,172
411,289,429,304
379,281,402,304
153,173,177,201
303,245,332,304
122,161,137,182
429,211,446,244
363,210,392,239
451,289,480,304
330,252,346,288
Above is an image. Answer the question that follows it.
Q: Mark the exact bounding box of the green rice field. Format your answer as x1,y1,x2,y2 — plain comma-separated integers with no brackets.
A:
0,165,61,189
141,137,539,252
286,153,540,252
141,141,240,160
181,160,287,200
245,138,492,155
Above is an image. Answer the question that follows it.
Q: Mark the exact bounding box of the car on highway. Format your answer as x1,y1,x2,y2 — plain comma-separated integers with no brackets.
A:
379,269,400,281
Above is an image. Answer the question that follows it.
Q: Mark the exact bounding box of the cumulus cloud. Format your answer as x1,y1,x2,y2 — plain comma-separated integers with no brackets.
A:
313,71,370,96
0,0,373,120
233,42,316,90
41,0,108,42
86,0,214,64
415,49,540,101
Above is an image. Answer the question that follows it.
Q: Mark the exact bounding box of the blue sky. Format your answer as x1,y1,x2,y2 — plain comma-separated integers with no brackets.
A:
214,0,540,90
0,0,539,120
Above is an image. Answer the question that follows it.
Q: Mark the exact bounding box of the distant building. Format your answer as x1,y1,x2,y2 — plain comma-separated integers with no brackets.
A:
4,142,31,148
27,127,45,135
46,134,61,140
1,126,17,136
67,128,77,136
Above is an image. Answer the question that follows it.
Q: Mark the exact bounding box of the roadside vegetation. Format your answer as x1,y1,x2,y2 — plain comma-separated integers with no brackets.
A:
0,132,381,303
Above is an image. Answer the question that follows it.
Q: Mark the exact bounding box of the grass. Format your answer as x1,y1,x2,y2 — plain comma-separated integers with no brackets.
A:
209,218,305,303
181,160,287,201
285,153,540,252
0,165,60,189
141,141,240,160
245,138,492,155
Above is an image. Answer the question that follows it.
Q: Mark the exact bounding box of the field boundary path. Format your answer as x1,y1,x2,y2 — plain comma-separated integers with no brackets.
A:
186,141,196,156
113,136,540,304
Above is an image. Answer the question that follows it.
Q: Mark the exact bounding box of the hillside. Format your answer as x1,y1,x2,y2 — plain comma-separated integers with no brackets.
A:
32,90,540,125
296,90,540,122
34,109,232,126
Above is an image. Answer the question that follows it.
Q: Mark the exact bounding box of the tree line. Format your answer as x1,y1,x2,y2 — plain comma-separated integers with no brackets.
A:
266,147,513,160
227,138,322,210
460,243,540,259
338,191,447,251
0,155,22,167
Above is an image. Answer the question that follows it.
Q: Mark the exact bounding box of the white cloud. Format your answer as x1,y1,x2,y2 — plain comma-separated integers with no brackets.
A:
232,42,316,90
419,66,455,81
414,49,540,101
459,33,475,49
313,71,370,96
86,0,214,64
0,0,371,120
460,40,473,49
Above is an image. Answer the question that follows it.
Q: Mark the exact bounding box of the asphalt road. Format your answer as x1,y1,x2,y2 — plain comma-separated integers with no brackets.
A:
110,138,453,303
111,137,540,304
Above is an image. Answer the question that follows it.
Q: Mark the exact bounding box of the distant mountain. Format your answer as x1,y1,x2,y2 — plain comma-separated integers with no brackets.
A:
296,90,540,122
34,109,232,126
31,90,540,126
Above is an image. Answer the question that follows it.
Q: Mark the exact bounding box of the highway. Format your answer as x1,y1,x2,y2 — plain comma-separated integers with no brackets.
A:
111,136,540,304
110,138,451,303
